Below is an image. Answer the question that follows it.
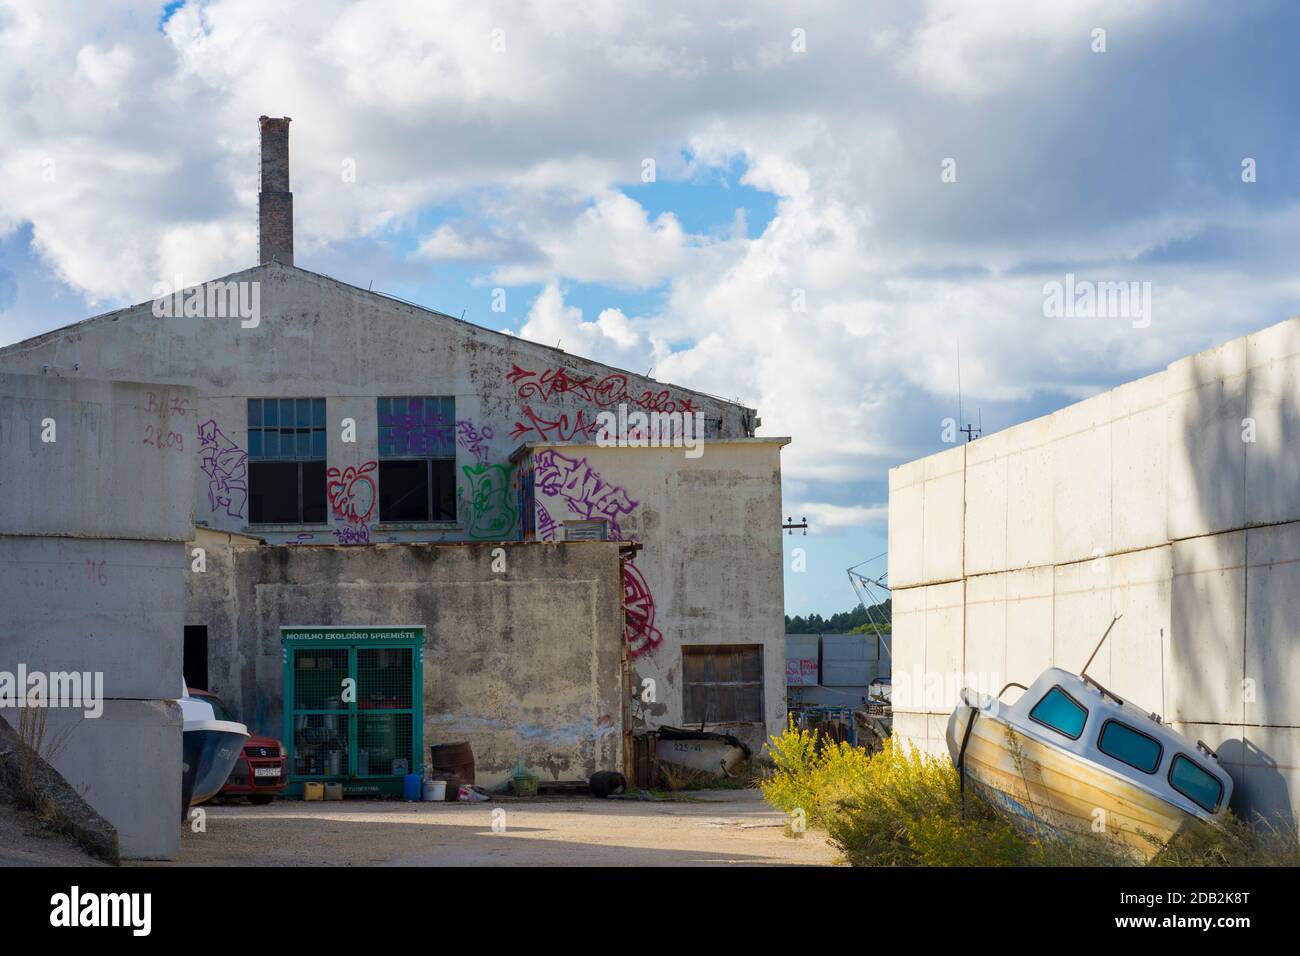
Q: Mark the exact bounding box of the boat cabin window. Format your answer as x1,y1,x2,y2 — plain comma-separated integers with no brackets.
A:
1028,686,1088,739
1098,719,1162,774
1169,754,1223,813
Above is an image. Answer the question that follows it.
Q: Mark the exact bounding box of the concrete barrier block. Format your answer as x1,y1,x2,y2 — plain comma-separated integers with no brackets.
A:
888,481,924,589
964,441,1008,576
1231,725,1300,827
1245,524,1300,727
1052,406,1112,566
890,586,926,713
1244,345,1300,528
1112,401,1168,553
1006,433,1053,570
923,581,964,713
1166,349,1248,540
1052,559,1113,682
1170,533,1245,725
922,468,964,584
16,698,184,860
1005,567,1053,690
1106,546,1171,711
964,572,1007,684
0,536,185,699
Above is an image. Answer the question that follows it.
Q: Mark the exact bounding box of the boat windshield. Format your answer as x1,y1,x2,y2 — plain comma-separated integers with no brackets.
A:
1028,686,1087,739
1169,754,1223,812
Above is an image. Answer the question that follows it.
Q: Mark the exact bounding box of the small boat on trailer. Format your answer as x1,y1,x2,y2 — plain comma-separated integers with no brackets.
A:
946,621,1233,861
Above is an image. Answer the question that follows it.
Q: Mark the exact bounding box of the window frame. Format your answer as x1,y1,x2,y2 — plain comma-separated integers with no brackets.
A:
1167,753,1224,813
377,396,457,525
1027,684,1089,740
246,398,328,526
1096,718,1164,775
681,643,765,725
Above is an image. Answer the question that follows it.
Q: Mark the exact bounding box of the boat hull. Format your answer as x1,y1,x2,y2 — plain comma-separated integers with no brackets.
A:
182,722,249,820
946,702,1203,862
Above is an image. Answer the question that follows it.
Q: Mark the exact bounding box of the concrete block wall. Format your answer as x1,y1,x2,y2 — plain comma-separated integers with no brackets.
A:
526,440,789,755
0,373,195,858
187,538,625,785
888,316,1300,824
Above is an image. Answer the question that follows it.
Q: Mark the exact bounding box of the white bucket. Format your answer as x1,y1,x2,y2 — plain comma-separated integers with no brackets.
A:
424,778,446,802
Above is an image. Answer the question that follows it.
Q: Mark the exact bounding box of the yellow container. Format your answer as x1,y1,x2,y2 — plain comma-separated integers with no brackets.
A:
303,781,325,801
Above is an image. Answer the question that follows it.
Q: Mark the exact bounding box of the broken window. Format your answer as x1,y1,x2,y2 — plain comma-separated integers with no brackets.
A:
682,645,764,724
247,398,327,524
377,397,456,522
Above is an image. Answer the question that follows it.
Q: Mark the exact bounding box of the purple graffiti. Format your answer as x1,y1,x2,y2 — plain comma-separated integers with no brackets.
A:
455,418,494,464
198,419,248,519
536,503,559,542
332,524,371,545
533,449,638,539
380,406,454,456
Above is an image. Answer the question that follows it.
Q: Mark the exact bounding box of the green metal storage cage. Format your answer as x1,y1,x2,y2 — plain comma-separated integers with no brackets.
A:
281,626,425,796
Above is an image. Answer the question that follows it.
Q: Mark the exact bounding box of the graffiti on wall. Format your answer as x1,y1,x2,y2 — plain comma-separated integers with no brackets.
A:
326,461,377,524
622,561,663,658
506,364,698,414
379,405,454,456
508,404,603,444
332,524,371,545
455,418,494,464
533,449,638,540
535,503,559,542
197,419,249,519
459,462,517,539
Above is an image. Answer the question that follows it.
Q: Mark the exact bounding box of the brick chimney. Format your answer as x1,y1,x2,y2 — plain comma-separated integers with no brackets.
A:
257,115,293,266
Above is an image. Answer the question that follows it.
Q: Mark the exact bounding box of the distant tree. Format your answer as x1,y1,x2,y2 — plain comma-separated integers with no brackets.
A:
785,599,890,634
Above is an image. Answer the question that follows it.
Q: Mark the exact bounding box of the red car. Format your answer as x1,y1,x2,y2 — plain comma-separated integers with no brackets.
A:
189,689,289,804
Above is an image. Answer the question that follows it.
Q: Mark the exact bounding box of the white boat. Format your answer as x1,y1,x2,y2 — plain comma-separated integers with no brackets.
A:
946,665,1234,861
180,683,248,820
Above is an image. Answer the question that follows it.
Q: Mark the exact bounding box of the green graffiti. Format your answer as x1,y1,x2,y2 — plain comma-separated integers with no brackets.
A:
459,462,518,539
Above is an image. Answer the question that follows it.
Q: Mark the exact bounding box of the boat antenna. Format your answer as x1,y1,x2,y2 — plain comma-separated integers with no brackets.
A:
1080,612,1123,677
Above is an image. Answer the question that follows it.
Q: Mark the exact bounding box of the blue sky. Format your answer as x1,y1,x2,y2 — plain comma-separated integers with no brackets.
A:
4,0,1300,618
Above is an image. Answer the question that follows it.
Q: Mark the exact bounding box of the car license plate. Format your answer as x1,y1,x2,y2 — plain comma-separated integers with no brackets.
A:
254,767,281,778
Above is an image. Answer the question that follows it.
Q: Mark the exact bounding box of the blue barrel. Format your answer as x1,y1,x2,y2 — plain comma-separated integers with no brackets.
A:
403,773,422,801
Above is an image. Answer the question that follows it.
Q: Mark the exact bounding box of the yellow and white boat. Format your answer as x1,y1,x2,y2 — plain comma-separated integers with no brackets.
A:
946,666,1234,862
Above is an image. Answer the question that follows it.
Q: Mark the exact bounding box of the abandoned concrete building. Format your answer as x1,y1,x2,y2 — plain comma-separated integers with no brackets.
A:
0,117,789,857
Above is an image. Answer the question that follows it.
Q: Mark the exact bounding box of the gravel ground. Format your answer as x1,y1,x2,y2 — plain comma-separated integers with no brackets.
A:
141,788,838,867
0,797,108,867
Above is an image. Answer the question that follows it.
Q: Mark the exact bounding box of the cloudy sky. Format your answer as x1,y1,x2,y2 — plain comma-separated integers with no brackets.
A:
2,0,1299,616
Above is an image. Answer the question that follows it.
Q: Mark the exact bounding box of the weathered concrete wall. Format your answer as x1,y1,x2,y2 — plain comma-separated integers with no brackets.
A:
523,440,788,754
0,262,753,549
187,538,625,785
888,317,1300,824
0,373,194,858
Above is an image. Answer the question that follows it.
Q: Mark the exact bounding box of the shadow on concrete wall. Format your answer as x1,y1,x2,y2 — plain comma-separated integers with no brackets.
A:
1178,328,1296,829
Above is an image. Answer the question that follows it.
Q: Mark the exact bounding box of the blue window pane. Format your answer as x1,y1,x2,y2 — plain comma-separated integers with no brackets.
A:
264,430,279,457
281,429,296,459
247,399,262,426
263,400,278,426
296,399,311,427
1170,755,1222,812
1099,721,1162,774
247,430,263,458
312,430,326,458
377,397,390,422
313,399,326,427
280,400,295,427
1029,687,1087,739
296,429,310,457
